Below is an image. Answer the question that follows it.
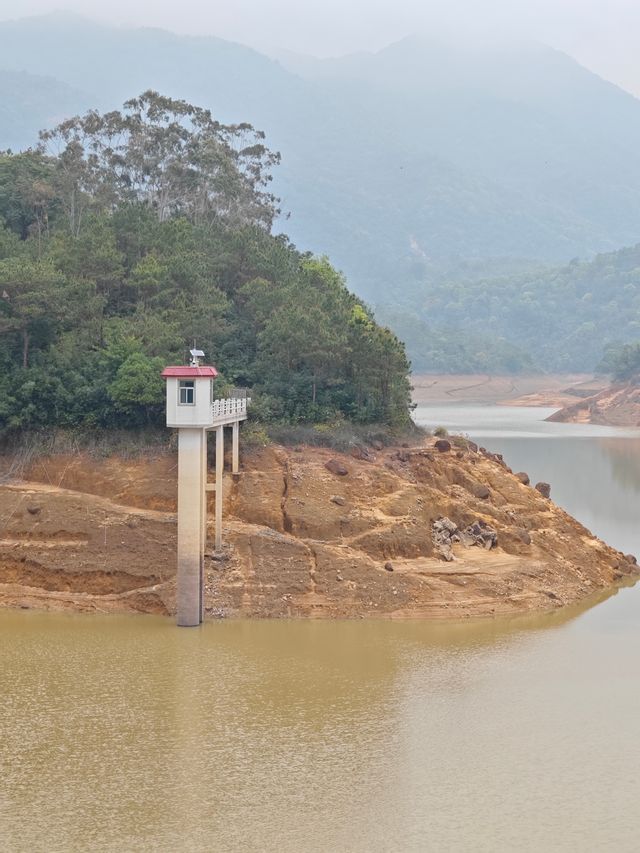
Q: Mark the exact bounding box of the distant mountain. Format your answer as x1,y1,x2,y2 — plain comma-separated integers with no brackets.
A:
0,68,89,152
2,13,640,366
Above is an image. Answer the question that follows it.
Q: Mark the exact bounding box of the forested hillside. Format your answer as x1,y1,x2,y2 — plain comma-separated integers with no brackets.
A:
390,247,640,372
3,14,640,373
0,93,410,438
3,14,640,293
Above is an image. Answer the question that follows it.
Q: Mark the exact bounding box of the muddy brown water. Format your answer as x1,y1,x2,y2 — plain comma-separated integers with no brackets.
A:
2,406,640,852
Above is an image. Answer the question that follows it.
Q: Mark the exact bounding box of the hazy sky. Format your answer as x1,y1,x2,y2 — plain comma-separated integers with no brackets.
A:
2,0,640,96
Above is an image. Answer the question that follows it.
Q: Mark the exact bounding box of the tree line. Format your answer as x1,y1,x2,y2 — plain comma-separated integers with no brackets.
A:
0,92,412,438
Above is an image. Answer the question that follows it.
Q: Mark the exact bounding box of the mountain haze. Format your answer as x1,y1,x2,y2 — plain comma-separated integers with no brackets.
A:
2,13,640,371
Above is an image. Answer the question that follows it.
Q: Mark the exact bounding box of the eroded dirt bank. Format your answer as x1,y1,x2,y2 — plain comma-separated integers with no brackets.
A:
547,382,640,427
0,439,637,619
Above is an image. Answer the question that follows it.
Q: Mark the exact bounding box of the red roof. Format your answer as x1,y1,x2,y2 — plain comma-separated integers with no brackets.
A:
161,366,219,379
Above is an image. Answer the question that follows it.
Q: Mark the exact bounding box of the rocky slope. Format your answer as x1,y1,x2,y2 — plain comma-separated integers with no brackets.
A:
547,382,640,426
0,439,636,619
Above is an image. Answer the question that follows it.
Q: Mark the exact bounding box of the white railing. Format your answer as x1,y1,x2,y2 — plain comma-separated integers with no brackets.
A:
211,397,250,420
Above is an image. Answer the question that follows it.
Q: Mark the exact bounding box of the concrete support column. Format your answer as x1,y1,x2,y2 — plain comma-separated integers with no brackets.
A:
215,426,224,552
200,429,207,624
177,428,205,627
232,420,239,475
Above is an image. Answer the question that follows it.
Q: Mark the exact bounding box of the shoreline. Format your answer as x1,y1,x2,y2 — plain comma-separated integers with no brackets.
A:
411,372,601,407
1,437,636,620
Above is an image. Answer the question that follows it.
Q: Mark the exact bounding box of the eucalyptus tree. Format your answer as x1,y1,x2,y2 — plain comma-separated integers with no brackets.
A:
39,91,281,235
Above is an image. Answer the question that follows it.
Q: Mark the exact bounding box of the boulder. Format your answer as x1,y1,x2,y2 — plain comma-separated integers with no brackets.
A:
384,561,394,572
372,440,384,451
472,484,490,500
325,459,348,476
350,445,373,461
435,439,451,453
330,495,346,506
535,482,551,498
515,472,530,486
625,554,638,565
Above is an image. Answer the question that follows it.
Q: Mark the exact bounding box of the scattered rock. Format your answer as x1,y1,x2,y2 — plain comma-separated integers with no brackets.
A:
467,441,479,453
456,451,464,459
26,505,41,515
535,482,551,498
435,439,451,453
384,561,394,572
325,459,349,476
432,516,461,561
126,516,140,529
472,484,490,500
350,445,374,461
460,519,498,550
330,495,346,506
206,551,228,562
480,447,508,469
515,472,530,486
372,440,384,451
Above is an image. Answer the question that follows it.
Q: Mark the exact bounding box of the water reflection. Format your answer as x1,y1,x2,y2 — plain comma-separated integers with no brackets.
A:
2,405,640,851
1,599,640,852
600,437,640,494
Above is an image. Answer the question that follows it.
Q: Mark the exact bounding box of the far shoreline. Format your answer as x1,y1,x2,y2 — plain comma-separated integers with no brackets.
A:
411,373,602,407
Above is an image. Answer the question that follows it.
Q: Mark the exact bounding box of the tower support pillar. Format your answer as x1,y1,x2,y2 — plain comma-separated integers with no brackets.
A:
215,426,224,552
176,428,206,626
232,421,239,475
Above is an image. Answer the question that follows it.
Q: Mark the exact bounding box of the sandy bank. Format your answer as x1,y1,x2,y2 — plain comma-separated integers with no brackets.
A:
0,438,636,620
412,373,596,406
547,382,640,427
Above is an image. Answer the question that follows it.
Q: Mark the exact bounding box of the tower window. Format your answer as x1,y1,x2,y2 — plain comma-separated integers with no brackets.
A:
178,380,195,405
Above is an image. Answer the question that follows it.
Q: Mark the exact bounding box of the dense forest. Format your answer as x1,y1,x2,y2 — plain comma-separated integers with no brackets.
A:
386,248,640,373
0,92,411,439
600,341,640,380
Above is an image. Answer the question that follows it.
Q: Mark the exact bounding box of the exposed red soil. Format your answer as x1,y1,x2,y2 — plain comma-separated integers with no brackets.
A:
0,438,636,620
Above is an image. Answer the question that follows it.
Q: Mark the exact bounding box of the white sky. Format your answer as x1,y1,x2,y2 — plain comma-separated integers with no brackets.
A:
2,0,640,96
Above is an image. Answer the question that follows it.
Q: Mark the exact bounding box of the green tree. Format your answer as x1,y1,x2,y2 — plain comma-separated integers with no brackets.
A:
0,258,74,367
108,351,165,425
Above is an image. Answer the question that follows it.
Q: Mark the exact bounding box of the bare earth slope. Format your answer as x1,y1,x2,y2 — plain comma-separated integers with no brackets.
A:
547,383,640,426
0,440,636,618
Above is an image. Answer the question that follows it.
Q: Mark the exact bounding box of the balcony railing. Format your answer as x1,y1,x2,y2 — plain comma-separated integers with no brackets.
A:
211,397,250,421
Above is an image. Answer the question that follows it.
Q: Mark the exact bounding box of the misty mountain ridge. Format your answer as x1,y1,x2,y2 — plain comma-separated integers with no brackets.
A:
2,13,640,371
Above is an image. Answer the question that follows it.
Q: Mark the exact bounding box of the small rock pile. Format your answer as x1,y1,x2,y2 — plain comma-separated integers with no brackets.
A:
432,516,498,561
432,517,460,561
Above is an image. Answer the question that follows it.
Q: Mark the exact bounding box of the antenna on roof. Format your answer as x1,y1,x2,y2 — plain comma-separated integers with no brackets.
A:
189,346,205,367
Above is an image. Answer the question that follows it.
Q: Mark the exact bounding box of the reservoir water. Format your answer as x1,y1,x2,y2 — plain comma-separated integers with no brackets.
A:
2,406,640,852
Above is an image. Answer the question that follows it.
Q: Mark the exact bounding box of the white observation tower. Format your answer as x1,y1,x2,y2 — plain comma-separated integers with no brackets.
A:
162,349,249,626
